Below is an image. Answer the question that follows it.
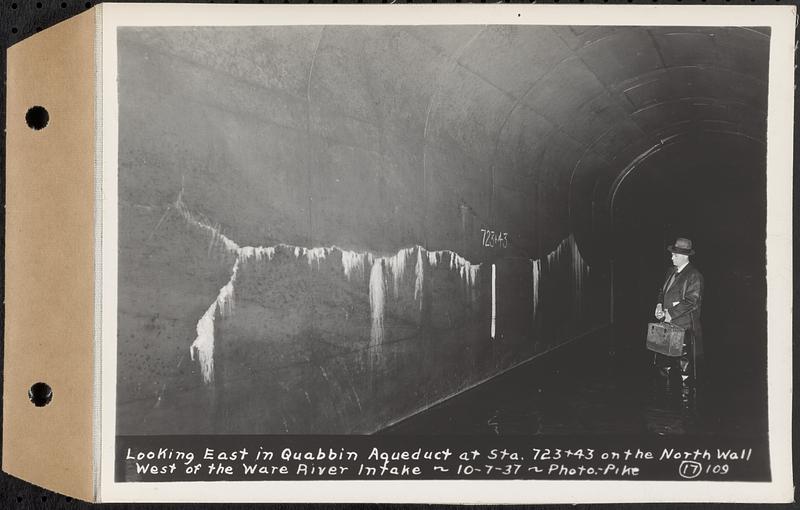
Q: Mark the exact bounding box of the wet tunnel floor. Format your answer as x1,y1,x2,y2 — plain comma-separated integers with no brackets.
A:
380,327,768,437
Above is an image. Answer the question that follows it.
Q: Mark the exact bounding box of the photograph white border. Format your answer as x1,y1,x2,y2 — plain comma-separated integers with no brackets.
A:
98,3,795,503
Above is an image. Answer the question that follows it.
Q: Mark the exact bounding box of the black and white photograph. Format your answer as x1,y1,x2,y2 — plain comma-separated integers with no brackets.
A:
102,4,793,503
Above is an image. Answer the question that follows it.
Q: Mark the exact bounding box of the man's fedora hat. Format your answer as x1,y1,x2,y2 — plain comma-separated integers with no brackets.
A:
667,237,695,256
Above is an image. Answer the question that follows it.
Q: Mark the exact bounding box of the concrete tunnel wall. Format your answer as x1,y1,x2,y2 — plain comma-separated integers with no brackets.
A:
115,25,769,434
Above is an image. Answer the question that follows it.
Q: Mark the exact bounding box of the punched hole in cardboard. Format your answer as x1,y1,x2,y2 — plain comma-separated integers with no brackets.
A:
25,106,49,130
28,382,53,407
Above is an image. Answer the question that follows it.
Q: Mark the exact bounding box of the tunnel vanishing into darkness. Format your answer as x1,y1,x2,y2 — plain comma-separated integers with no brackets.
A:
116,25,769,435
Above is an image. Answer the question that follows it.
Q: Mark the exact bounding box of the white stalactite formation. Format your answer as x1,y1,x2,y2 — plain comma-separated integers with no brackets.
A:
341,250,371,282
491,264,497,339
530,258,541,322
414,247,424,307
177,191,591,383
368,259,386,352
176,192,483,383
530,233,591,323
189,258,240,384
367,246,482,353
386,247,414,299
569,234,590,314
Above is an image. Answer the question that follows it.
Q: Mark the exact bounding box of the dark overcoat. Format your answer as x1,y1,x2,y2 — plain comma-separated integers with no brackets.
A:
658,263,704,358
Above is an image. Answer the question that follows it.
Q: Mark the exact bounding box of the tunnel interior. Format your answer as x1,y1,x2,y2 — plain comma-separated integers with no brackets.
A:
114,24,770,435
610,130,768,429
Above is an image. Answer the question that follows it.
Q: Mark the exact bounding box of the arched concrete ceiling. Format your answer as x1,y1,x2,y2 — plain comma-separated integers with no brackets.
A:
119,25,769,265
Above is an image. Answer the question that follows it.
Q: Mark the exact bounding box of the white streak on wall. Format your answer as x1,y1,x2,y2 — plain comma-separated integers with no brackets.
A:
262,246,276,261
190,305,217,384
467,265,480,288
341,250,368,281
210,229,240,255
491,263,497,339
240,246,276,263
217,260,239,318
386,247,414,298
175,190,240,256
239,246,256,260
414,247,424,308
448,251,458,270
534,234,592,321
546,237,566,270
306,247,329,269
189,258,241,384
180,186,590,379
369,259,386,350
178,192,488,379
439,250,481,301
531,258,541,321
569,234,590,315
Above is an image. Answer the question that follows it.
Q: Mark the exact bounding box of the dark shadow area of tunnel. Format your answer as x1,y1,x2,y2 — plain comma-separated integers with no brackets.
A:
382,130,768,437
610,130,768,436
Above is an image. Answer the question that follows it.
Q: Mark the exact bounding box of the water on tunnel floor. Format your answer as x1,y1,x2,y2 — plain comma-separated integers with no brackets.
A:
380,326,767,437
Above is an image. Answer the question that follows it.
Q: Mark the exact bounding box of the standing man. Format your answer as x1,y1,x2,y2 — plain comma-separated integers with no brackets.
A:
654,237,704,383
